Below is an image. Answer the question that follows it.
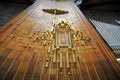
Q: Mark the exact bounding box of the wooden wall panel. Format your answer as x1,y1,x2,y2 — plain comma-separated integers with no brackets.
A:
0,0,120,80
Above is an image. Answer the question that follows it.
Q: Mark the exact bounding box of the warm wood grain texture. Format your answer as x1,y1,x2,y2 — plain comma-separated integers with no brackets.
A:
0,0,120,80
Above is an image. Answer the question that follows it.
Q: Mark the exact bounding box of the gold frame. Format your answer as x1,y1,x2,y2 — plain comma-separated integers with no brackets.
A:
54,28,73,48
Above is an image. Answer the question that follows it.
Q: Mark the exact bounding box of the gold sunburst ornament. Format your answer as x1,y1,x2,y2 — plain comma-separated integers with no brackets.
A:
42,8,68,14
41,8,91,75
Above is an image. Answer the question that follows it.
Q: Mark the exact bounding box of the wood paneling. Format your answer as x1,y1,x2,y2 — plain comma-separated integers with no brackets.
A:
0,0,120,80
